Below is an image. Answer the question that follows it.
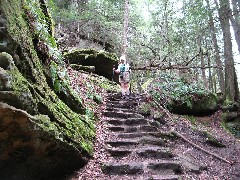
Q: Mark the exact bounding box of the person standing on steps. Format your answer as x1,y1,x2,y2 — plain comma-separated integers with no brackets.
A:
113,55,131,98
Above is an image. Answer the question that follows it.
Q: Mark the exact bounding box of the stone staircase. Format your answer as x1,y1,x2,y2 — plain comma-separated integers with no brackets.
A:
101,93,183,180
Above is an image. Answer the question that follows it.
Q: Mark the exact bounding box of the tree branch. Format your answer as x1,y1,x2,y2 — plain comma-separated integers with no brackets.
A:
132,65,223,71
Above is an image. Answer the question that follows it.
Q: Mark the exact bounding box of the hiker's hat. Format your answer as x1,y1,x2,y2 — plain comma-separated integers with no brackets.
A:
120,55,126,62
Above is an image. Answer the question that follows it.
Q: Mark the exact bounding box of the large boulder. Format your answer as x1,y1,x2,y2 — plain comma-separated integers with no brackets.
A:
64,49,119,80
0,103,87,179
146,73,219,116
167,93,219,115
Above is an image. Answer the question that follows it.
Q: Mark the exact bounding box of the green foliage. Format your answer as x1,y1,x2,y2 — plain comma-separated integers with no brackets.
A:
185,115,197,124
139,102,152,116
148,72,210,108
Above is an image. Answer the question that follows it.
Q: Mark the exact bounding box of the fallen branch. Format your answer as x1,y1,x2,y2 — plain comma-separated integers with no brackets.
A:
132,65,223,71
171,130,233,164
151,97,233,165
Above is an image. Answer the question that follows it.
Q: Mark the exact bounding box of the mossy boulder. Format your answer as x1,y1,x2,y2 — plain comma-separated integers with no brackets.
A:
221,108,240,138
0,103,87,179
71,64,95,73
64,49,118,80
167,93,218,115
0,0,96,178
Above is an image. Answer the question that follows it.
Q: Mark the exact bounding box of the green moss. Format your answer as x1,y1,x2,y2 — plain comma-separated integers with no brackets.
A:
185,115,197,124
0,0,96,155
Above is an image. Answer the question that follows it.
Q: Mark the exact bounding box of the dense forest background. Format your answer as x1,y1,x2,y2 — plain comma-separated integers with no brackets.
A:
50,0,240,102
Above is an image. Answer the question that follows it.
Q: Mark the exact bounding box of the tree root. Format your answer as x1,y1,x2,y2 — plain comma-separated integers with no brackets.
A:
151,98,233,165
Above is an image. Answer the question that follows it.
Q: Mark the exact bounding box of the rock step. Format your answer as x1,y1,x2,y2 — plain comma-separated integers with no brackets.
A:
107,124,159,133
106,147,132,157
102,161,182,176
106,101,137,109
106,139,138,147
147,175,179,180
103,111,143,118
115,131,174,139
106,146,174,159
105,107,135,112
106,118,149,126
101,162,143,175
147,161,183,174
106,137,166,148
136,147,174,159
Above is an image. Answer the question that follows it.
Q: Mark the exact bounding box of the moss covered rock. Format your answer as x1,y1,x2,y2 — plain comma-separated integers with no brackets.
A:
0,103,88,179
167,93,218,115
0,0,97,178
64,49,118,80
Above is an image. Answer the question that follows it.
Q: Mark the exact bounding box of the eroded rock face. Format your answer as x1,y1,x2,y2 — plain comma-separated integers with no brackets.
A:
0,52,37,114
0,0,94,178
0,103,87,179
64,49,118,80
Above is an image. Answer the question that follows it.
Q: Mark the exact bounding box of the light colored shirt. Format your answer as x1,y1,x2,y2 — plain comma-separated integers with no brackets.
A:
117,63,130,73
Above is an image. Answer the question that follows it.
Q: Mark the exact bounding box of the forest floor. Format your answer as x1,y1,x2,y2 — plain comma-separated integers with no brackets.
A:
67,92,240,180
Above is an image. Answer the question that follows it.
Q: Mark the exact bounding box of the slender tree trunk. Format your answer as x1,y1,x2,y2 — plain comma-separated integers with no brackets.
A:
207,49,214,91
230,0,240,54
212,70,217,93
206,0,225,93
122,0,129,56
197,36,208,88
217,0,240,101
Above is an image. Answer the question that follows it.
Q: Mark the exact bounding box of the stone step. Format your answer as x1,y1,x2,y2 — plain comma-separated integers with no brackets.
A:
106,139,138,147
107,126,125,132
147,161,183,174
136,147,174,159
106,146,173,159
106,101,137,109
147,175,179,180
101,162,144,175
103,111,143,119
106,107,135,113
106,147,132,157
139,136,166,146
102,161,182,176
116,131,174,139
106,118,149,126
106,137,166,148
106,124,159,133
125,125,159,133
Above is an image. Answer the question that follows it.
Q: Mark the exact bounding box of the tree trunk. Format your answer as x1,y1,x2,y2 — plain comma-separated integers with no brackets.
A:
206,0,225,93
197,36,208,88
207,49,214,91
230,0,240,54
217,0,240,101
121,0,129,56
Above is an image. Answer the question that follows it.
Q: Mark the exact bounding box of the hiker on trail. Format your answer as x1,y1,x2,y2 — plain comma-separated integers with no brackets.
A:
113,55,131,97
